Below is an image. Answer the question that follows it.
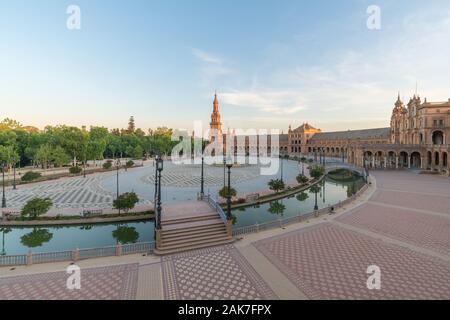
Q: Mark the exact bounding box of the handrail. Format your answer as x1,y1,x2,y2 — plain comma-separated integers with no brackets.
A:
202,194,228,223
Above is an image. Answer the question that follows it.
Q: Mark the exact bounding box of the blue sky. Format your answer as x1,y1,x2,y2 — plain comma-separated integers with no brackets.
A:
1,0,450,132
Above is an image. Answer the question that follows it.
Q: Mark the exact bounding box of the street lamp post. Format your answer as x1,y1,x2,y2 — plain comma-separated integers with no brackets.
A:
223,155,226,188
156,158,164,230
12,156,17,190
226,163,233,221
200,156,205,196
1,163,6,208
154,155,159,208
83,154,86,178
116,158,120,214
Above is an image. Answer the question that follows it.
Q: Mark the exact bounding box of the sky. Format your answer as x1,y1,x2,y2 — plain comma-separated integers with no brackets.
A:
1,0,450,132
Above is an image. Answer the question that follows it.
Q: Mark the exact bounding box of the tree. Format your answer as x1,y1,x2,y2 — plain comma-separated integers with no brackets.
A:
133,145,144,159
0,145,19,169
51,146,69,167
34,144,53,170
219,186,237,198
127,116,135,134
309,165,325,180
113,192,139,213
21,198,53,220
268,179,285,193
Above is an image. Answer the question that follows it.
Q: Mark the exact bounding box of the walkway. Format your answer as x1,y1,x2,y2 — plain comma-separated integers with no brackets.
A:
1,171,449,299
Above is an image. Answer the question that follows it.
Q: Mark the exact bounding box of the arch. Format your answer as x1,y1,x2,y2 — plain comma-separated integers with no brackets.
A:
399,151,408,168
434,151,440,167
410,152,421,168
432,130,444,145
387,151,396,168
443,152,448,171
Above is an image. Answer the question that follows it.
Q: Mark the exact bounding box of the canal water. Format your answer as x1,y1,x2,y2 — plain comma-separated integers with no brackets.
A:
0,175,364,255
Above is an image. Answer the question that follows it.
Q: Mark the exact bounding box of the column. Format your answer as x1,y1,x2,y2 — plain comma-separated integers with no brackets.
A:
384,157,387,169
372,156,375,169
421,157,425,169
395,157,399,169
408,156,411,168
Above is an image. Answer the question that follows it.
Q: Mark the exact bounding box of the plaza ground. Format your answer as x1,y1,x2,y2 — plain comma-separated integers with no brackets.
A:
1,170,449,299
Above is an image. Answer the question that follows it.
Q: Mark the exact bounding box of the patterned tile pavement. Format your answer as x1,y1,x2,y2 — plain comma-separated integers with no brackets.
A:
370,189,450,215
0,264,138,300
161,245,278,300
336,202,450,255
254,223,450,299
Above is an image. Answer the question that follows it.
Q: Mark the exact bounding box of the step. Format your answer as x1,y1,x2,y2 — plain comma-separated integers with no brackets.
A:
161,232,229,246
154,238,235,255
158,235,232,251
162,213,220,225
162,219,225,232
162,228,227,240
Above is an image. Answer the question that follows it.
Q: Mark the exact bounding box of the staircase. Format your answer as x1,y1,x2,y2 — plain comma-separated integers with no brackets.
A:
153,202,234,255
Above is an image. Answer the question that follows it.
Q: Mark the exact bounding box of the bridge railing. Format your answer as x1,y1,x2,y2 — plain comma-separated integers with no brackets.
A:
201,194,228,223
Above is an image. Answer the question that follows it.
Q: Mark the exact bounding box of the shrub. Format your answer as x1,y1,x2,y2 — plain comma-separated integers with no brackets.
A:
268,179,285,193
126,160,134,168
219,186,237,198
309,165,325,179
69,166,82,175
21,171,42,182
21,198,53,219
296,174,309,184
113,192,139,213
103,161,113,170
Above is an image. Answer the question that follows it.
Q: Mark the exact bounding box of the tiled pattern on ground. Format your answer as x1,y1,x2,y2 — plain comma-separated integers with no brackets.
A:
371,189,450,215
336,202,450,255
0,264,138,300
141,165,261,188
373,171,450,196
5,175,151,211
161,245,278,300
254,223,450,299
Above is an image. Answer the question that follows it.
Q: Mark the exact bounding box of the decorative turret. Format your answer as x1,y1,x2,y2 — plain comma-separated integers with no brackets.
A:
209,92,222,142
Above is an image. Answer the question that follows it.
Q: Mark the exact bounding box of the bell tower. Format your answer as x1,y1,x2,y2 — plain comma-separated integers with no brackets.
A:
209,92,222,142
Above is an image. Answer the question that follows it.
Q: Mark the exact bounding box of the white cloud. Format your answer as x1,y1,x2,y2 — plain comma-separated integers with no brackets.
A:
191,48,235,85
221,90,306,115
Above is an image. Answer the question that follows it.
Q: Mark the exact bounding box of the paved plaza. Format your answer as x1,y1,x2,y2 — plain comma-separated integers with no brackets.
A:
2,159,300,214
1,170,450,300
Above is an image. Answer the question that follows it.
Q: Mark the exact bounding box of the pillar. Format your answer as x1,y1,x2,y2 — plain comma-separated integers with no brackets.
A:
116,243,122,256
395,157,399,169
372,156,375,169
421,157,425,169
384,157,387,169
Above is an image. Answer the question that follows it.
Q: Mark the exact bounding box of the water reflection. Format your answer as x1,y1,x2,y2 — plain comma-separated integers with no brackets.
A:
112,225,140,244
20,228,53,248
231,174,365,228
268,201,286,216
1,227,12,255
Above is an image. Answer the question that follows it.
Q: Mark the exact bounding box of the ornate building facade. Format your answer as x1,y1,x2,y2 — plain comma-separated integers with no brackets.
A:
207,93,450,174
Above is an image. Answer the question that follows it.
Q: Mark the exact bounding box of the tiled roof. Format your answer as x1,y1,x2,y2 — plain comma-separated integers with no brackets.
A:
309,128,390,141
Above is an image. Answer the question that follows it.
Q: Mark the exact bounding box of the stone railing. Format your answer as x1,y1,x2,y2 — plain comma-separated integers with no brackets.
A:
0,241,155,267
